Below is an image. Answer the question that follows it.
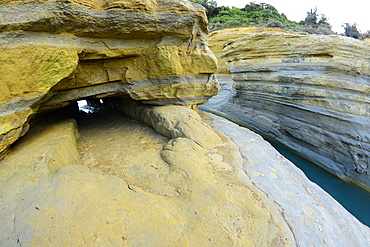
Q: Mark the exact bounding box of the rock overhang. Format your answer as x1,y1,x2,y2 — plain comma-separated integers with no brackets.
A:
0,0,209,39
0,0,220,157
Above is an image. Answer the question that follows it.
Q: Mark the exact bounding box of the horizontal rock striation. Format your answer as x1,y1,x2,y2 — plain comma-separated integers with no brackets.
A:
205,112,370,247
208,26,292,75
206,27,293,115
209,33,370,189
0,0,219,156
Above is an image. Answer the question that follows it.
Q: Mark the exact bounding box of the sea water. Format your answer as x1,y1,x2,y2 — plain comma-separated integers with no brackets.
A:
271,142,370,227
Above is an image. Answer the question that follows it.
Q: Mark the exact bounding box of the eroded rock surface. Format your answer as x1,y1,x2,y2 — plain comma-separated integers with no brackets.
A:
0,106,296,246
106,98,221,148
206,27,292,120
0,0,219,156
206,32,370,190
203,112,370,247
208,26,292,75
1,105,369,246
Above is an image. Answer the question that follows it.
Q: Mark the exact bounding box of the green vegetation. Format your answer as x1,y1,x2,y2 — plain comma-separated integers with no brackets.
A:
299,8,333,35
342,23,361,39
190,0,368,39
210,3,299,31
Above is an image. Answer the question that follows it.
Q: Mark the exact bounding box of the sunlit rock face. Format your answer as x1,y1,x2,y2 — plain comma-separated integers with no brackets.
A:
0,0,219,156
1,8,370,244
208,26,292,75
2,102,370,246
206,27,293,111
0,105,297,246
208,32,370,190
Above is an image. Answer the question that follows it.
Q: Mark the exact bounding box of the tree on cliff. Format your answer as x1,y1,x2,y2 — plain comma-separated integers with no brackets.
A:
188,1,336,35
299,8,334,35
205,2,295,31
342,23,361,39
189,0,221,18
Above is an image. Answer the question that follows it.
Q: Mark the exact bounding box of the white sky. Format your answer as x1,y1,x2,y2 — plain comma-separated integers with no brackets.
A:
214,0,370,33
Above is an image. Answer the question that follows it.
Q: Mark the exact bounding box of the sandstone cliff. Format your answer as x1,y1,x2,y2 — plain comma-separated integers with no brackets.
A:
0,0,219,156
205,32,370,190
1,103,369,246
208,26,292,75
1,1,370,246
206,27,292,108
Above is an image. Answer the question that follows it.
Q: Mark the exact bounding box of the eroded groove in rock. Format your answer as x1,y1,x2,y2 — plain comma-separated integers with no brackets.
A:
203,112,370,247
0,105,296,246
0,0,219,156
106,98,222,148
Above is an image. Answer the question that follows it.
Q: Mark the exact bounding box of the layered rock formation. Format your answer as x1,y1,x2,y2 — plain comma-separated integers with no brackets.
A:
0,106,294,246
205,112,370,247
0,0,219,156
206,27,292,108
204,32,370,190
208,26,291,75
1,1,370,245
1,104,369,246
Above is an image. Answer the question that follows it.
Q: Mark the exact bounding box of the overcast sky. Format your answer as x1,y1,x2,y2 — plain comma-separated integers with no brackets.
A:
214,0,370,33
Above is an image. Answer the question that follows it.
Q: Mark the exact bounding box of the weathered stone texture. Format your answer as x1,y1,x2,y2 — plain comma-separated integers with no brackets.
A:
207,32,370,190
207,27,292,112
0,106,296,246
2,2,369,245
0,0,219,156
208,26,292,75
1,105,369,246
205,112,370,247
107,99,221,148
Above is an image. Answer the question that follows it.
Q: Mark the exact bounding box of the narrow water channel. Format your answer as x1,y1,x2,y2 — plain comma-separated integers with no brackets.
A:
270,142,370,227
80,100,370,227
201,81,370,228
202,107,370,227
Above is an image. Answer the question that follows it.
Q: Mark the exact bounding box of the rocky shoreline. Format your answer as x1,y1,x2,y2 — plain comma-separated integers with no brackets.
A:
207,32,370,191
1,0,369,245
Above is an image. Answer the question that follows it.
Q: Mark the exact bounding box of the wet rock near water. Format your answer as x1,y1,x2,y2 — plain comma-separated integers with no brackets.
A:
1,1,370,245
1,104,369,246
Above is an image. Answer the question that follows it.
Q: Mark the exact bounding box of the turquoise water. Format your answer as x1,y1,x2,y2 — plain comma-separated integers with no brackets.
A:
201,80,370,228
271,142,370,227
202,107,370,227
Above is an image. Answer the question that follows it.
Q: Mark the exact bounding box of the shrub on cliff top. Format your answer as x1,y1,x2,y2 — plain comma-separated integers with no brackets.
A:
189,1,335,35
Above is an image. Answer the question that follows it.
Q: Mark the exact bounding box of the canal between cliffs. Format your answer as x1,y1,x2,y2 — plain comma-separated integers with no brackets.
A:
270,142,370,227
200,81,370,227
